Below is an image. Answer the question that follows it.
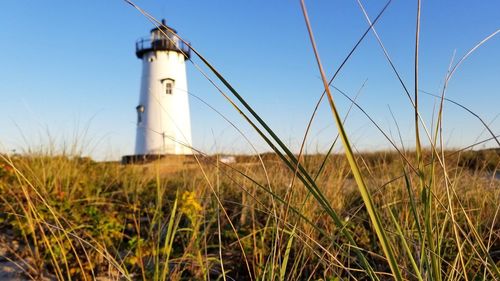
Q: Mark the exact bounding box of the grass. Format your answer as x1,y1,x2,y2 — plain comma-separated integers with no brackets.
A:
1,1,499,280
0,150,498,280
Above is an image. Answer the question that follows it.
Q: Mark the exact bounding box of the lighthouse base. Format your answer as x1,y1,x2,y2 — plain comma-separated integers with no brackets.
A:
121,154,195,165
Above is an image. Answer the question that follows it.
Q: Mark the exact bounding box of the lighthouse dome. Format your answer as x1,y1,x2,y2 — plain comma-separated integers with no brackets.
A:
135,19,190,59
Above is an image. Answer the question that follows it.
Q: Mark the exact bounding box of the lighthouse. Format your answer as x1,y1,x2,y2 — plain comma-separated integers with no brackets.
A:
129,20,193,161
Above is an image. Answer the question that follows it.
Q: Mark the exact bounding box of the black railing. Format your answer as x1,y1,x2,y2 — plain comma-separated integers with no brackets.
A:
135,38,191,59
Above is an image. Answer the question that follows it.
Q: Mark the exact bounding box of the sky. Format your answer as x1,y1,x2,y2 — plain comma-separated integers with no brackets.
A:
0,0,499,160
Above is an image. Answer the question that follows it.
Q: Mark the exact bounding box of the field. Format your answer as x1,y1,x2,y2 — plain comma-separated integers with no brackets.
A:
1,1,500,280
0,149,498,280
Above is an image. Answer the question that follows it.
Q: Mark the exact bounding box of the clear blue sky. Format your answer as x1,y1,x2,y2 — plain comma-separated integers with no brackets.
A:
1,1,499,160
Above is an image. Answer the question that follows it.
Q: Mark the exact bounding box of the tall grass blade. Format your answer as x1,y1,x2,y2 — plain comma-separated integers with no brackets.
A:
299,0,402,279
388,207,423,281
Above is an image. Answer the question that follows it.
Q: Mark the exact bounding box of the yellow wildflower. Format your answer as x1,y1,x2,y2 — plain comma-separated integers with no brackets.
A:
180,191,202,222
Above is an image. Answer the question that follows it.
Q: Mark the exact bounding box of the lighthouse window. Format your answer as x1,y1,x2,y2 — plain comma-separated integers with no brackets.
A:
165,82,172,94
161,78,175,95
136,105,145,124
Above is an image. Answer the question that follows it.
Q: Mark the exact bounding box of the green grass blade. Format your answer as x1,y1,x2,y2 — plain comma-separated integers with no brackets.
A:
389,207,423,280
280,227,295,281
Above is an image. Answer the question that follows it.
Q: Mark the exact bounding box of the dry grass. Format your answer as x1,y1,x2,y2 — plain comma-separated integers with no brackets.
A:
1,1,499,280
0,150,498,280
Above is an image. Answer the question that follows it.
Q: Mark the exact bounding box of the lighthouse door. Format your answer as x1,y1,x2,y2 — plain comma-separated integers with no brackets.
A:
162,133,175,153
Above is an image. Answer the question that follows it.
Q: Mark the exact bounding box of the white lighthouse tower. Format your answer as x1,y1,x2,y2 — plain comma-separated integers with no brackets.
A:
131,20,193,161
